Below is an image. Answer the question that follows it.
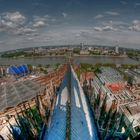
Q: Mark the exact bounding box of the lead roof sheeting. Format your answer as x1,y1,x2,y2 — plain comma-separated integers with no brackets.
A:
45,71,69,140
70,67,98,140
45,67,98,140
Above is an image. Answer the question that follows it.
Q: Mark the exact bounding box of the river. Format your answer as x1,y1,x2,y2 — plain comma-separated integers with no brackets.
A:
0,56,139,66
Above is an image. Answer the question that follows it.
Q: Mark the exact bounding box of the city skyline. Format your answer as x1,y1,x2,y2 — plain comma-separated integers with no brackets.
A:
0,0,140,51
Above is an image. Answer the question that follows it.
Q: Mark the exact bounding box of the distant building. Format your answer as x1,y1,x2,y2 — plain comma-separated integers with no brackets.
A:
115,46,119,54
88,47,92,51
120,101,140,138
92,66,140,139
80,49,90,55
102,50,109,55
92,67,134,110
80,44,90,55
0,67,7,77
125,69,140,86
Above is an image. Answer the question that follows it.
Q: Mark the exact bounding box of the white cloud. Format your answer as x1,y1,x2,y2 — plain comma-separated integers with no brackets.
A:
21,28,36,34
1,10,140,51
0,19,16,29
132,20,140,25
33,21,46,28
105,11,120,16
0,41,4,44
33,15,49,22
3,12,26,24
94,25,117,32
62,12,68,18
120,1,127,5
36,15,56,22
94,11,119,20
27,37,34,41
102,26,117,31
94,14,104,19
32,15,55,28
0,12,53,36
75,30,92,38
109,21,129,26
129,20,140,32
102,20,130,30
135,3,140,6
0,12,26,33
94,27,103,32
15,27,36,35
1,27,140,51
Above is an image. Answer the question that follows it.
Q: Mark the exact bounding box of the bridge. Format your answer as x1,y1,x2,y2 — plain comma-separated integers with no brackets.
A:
44,65,99,140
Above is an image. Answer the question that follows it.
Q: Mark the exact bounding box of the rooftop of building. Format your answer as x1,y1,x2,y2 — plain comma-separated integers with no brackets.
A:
0,64,67,113
0,79,45,112
93,67,137,104
120,101,140,128
97,67,124,85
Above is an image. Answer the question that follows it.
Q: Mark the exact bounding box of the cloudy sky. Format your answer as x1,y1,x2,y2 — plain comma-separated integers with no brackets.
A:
0,0,140,51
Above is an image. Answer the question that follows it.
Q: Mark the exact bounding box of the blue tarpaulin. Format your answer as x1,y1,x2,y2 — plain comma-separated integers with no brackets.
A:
8,65,28,75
